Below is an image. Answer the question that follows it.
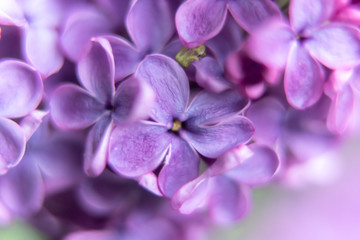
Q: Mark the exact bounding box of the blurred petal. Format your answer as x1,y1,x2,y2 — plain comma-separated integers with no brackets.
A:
290,0,335,33
126,0,174,52
0,153,44,216
61,7,112,61
0,60,43,118
24,27,63,76
104,35,141,81
227,0,281,32
135,55,189,126
193,57,231,93
64,231,120,240
78,38,115,103
84,116,113,177
175,0,227,47
185,90,249,125
108,122,171,177
0,0,26,26
20,110,48,141
246,19,294,69
158,137,200,197
182,116,254,158
285,43,324,109
209,176,250,224
113,77,155,124
226,146,279,185
0,117,26,175
50,84,105,130
305,24,360,69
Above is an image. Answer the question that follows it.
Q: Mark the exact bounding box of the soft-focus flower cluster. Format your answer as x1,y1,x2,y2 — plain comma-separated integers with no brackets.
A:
0,0,359,238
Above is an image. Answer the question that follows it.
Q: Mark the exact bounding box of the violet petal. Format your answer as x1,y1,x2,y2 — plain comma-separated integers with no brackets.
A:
0,0,26,26
175,0,227,47
108,121,171,177
285,43,324,109
135,54,189,126
50,84,105,130
158,137,200,197
0,60,43,118
77,38,115,104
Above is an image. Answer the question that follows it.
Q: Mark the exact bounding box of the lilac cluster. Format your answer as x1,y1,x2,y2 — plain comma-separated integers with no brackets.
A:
0,0,359,238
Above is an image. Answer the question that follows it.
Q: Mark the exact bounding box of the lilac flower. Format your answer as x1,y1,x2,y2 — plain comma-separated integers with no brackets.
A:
172,145,279,224
0,59,43,175
50,37,154,177
246,0,360,109
108,54,254,197
175,0,281,48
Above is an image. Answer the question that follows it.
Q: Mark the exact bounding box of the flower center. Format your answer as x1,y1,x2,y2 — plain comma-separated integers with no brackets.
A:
175,45,206,68
171,120,182,132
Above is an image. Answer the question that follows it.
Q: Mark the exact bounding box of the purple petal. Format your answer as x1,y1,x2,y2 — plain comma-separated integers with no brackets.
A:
126,0,174,52
246,19,294,69
108,122,171,177
209,176,250,224
0,153,44,216
285,43,324,109
104,35,141,81
84,116,113,177
158,137,200,197
0,60,43,118
245,97,285,145
175,0,227,47
185,90,249,125
0,0,26,26
60,7,112,61
50,84,105,130
226,146,279,185
138,172,163,196
227,0,281,32
135,54,189,126
64,231,120,240
290,0,335,33
94,0,130,27
20,110,48,141
327,84,354,133
182,116,254,158
193,57,232,93
0,118,26,175
305,24,360,69
78,38,115,103
23,27,63,77
112,77,155,124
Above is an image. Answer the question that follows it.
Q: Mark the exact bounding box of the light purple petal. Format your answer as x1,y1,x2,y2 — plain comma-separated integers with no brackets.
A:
64,231,120,240
84,116,113,177
0,117,26,175
245,18,294,69
104,35,141,81
305,24,360,69
78,38,115,103
290,0,335,33
227,0,281,32
50,84,105,130
327,84,354,133
138,172,163,196
60,7,112,61
0,60,43,118
209,176,250,224
126,0,174,52
285,43,324,109
226,146,279,185
108,122,171,177
112,77,155,124
185,90,249,125
193,57,232,93
135,54,189,126
175,0,227,47
19,110,48,141
158,137,200,197
182,116,254,158
0,0,26,26
94,0,130,27
0,153,44,216
23,27,63,77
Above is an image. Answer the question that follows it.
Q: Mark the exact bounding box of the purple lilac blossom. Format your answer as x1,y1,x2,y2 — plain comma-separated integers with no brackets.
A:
108,54,254,197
